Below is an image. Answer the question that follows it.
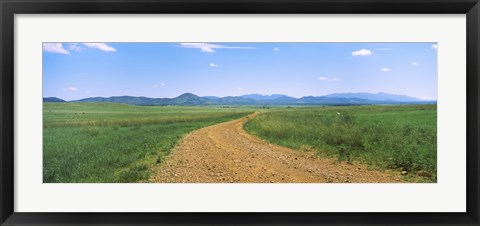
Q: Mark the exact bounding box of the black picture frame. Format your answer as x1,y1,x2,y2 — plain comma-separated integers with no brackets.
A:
1,0,479,225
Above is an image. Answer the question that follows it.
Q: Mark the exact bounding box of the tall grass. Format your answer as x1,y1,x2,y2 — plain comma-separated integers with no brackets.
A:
44,103,253,183
244,105,437,181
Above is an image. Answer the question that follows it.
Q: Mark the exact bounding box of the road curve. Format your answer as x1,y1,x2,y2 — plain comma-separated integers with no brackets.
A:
149,112,400,183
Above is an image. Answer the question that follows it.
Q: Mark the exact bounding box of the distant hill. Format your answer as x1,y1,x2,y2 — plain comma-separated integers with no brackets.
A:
325,92,424,102
43,97,66,102
211,96,257,105
202,96,221,100
241,94,290,101
74,96,160,105
171,93,209,105
47,92,435,106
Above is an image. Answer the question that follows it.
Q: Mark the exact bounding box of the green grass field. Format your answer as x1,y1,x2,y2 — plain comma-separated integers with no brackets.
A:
44,102,437,183
43,103,254,183
244,104,437,181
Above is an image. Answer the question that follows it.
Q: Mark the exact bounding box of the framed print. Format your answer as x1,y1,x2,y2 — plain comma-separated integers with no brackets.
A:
1,0,479,225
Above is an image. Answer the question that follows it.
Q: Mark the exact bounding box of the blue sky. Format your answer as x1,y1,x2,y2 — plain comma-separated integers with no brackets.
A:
43,42,438,101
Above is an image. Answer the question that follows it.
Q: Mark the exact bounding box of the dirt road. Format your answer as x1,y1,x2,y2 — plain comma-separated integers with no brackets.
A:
149,112,400,183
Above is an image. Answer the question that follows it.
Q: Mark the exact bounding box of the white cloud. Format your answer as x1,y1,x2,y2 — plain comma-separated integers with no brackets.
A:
83,43,116,52
63,87,78,91
431,44,438,49
179,43,254,53
380,67,392,72
153,83,166,88
44,43,116,54
273,47,280,51
209,63,218,67
69,43,82,52
412,62,420,66
43,43,70,55
352,49,372,56
318,76,340,82
237,87,244,91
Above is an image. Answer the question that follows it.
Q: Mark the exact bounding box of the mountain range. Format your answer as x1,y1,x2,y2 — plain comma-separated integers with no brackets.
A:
44,92,436,106
43,97,66,102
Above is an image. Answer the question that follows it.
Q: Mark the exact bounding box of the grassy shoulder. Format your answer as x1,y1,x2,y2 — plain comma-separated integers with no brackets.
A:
43,103,254,183
244,105,437,182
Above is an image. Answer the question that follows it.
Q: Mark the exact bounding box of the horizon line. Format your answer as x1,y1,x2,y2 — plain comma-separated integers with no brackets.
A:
44,91,438,102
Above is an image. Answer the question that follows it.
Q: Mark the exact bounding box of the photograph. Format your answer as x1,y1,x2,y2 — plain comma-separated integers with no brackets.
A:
43,42,438,183
2,0,477,223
